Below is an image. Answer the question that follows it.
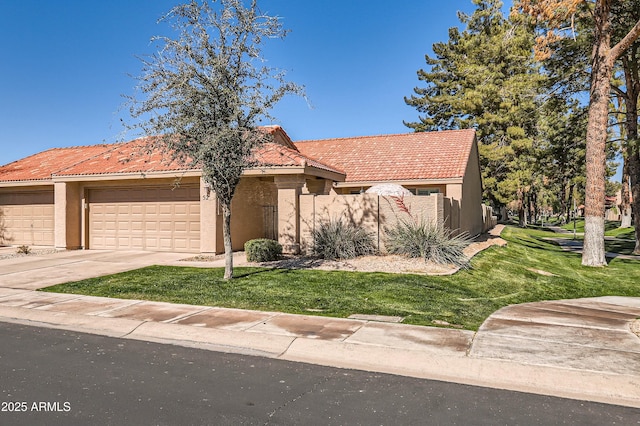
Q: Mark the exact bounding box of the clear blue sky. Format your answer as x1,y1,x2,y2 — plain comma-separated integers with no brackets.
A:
1,1,504,166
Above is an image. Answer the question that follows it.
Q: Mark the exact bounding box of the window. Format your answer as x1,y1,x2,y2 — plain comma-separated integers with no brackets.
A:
416,188,439,196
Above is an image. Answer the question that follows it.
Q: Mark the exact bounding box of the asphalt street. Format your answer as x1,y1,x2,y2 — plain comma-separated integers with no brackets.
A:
1,322,638,425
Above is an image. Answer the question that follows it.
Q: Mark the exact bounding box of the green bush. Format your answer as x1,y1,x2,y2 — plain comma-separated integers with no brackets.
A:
312,218,377,260
385,218,472,268
245,239,282,262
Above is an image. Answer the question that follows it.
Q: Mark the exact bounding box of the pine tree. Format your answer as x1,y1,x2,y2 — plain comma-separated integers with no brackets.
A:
405,0,543,220
515,0,640,266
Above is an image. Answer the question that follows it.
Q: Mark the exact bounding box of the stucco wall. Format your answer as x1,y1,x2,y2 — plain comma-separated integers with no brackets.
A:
299,194,442,254
460,141,484,236
230,177,277,251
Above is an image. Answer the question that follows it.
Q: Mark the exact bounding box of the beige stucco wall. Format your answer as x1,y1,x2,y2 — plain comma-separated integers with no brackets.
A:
230,177,278,251
54,181,82,249
460,141,484,236
299,193,442,255
199,177,219,253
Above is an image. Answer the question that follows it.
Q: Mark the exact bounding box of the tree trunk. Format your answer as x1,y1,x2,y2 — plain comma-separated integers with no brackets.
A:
566,183,575,225
222,202,234,280
620,162,632,228
559,183,567,224
630,152,640,254
517,188,526,227
622,52,640,252
582,0,612,267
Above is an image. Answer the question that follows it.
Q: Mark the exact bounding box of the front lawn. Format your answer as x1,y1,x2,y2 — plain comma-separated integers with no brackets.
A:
42,226,640,330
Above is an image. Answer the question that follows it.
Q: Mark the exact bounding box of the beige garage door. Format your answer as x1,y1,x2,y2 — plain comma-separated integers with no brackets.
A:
88,185,200,252
0,190,55,246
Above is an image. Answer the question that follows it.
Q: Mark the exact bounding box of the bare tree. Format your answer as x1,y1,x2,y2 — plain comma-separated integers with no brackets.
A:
127,0,302,279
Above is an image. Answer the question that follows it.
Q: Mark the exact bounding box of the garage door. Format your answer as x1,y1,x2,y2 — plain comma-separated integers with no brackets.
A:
0,190,55,246
88,185,200,252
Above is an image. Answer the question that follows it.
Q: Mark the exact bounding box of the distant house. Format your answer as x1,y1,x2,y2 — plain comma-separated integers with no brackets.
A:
0,127,489,253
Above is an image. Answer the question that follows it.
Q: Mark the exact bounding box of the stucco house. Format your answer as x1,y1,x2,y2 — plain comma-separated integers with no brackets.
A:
0,127,485,254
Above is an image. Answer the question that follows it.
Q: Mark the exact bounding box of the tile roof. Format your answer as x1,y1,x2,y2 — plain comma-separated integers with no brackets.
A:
0,129,474,184
53,138,193,176
0,132,344,182
0,144,117,182
294,129,476,183
253,143,344,175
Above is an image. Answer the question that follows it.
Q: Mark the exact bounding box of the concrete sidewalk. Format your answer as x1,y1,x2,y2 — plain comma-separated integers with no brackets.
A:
0,249,639,408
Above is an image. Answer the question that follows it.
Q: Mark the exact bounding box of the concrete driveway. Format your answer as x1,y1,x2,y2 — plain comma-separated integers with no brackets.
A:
0,250,189,290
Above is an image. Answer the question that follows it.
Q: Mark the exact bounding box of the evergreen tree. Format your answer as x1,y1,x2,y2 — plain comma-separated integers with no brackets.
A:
537,97,588,223
610,1,640,253
405,0,543,221
515,0,640,266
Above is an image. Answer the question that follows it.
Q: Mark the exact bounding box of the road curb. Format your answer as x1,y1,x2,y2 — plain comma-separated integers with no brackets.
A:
1,306,638,409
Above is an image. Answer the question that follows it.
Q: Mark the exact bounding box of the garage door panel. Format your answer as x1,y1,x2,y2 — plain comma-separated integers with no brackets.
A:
0,190,55,246
89,185,199,252
159,238,173,250
145,205,158,215
174,221,187,232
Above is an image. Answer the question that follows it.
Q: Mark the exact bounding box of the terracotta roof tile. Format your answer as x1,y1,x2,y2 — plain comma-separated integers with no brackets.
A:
0,134,344,182
1,129,472,183
253,143,344,174
0,144,117,182
54,138,194,176
294,129,476,183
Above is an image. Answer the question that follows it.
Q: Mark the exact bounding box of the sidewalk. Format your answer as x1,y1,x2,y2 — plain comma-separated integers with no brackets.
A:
0,249,639,408
545,225,640,261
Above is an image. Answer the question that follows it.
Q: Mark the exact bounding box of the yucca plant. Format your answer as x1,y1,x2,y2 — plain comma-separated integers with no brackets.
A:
312,218,377,260
385,218,472,268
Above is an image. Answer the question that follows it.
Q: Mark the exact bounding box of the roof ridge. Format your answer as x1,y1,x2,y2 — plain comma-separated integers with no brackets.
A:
294,128,476,144
257,142,346,175
264,142,306,166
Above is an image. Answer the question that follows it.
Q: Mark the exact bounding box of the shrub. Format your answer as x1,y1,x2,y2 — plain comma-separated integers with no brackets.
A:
385,218,472,268
245,239,282,262
16,245,31,255
312,218,377,260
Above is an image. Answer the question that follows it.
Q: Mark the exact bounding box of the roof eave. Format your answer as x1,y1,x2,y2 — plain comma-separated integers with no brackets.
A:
244,165,345,181
51,170,202,182
335,177,464,188
0,180,54,188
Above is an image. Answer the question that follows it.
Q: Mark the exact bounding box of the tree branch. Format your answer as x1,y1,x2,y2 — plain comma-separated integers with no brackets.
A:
610,18,640,62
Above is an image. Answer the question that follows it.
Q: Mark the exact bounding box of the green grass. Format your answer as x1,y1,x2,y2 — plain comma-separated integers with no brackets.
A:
42,226,640,331
555,218,636,253
560,218,634,236
606,226,636,240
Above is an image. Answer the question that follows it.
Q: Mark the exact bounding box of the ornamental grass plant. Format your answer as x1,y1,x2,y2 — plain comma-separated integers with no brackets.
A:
385,218,472,268
312,217,377,260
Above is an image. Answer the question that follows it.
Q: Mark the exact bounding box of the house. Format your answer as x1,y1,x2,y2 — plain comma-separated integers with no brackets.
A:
0,127,487,254
294,129,483,236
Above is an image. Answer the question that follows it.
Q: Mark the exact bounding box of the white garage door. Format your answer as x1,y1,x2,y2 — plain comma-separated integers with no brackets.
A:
88,185,200,252
0,190,55,246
